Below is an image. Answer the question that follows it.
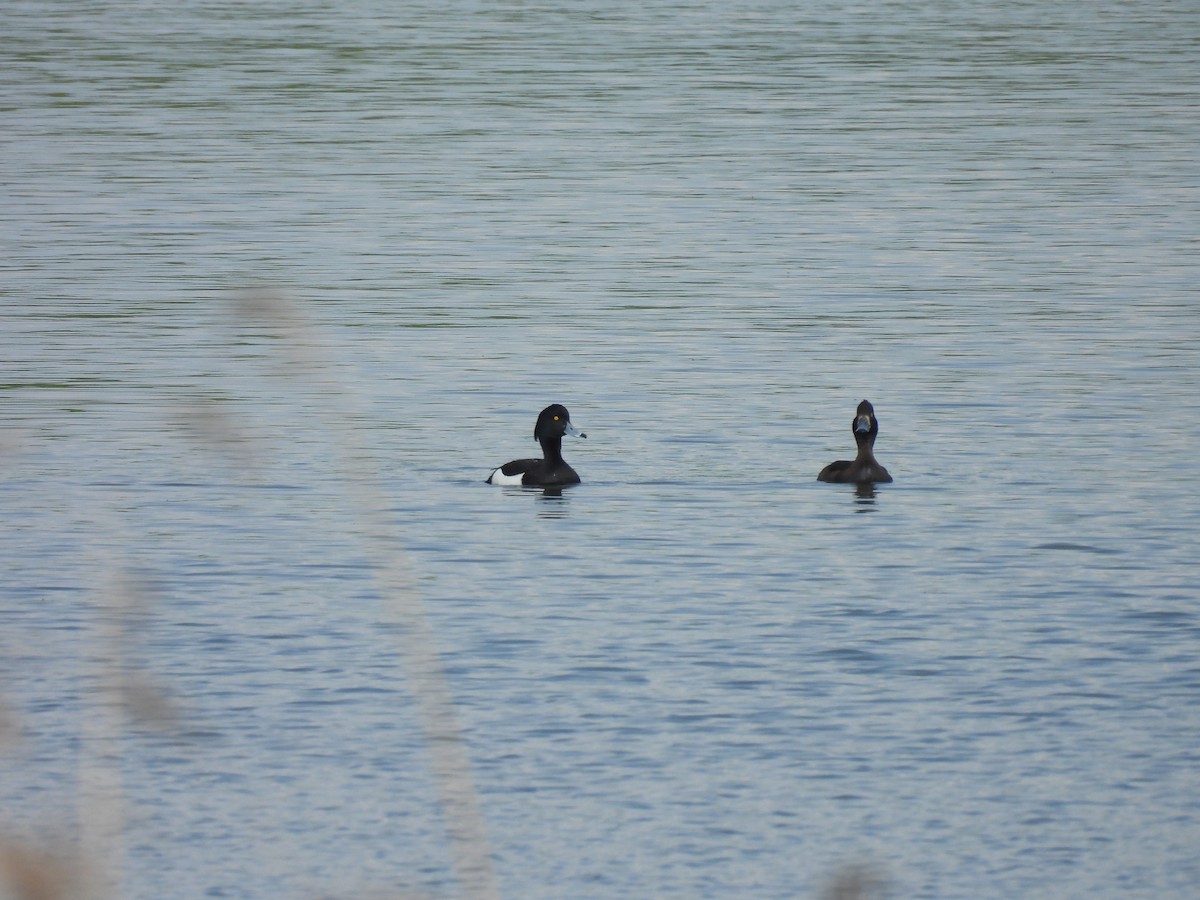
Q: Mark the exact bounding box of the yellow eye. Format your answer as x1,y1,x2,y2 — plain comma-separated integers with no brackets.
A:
553,415,560,421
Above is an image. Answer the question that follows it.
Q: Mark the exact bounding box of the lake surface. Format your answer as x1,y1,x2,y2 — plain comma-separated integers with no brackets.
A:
2,1,1199,897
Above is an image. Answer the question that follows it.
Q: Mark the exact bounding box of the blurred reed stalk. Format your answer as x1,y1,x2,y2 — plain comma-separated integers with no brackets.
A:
77,567,128,900
224,289,500,900
79,519,179,898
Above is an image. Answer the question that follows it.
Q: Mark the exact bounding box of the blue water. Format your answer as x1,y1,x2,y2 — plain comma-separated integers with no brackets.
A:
2,1,1199,897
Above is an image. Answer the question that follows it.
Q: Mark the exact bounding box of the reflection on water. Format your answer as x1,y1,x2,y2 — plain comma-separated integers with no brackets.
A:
852,482,878,509
535,485,574,518
2,0,1199,898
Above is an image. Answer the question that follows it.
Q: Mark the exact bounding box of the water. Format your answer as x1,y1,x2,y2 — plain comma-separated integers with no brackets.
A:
3,1,1199,897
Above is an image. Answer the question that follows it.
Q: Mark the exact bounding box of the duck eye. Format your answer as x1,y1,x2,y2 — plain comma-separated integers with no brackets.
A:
553,415,560,421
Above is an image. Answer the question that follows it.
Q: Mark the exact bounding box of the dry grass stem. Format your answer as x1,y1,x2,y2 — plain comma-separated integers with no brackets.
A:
228,289,500,900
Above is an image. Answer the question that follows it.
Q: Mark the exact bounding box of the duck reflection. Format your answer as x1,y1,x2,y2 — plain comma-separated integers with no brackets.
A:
493,482,574,516
853,481,878,510
535,485,571,518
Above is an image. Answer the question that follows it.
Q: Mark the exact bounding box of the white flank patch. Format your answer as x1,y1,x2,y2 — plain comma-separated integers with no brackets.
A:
488,467,525,486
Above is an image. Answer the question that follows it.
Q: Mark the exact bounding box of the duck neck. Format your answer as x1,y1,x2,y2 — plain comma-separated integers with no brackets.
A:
540,435,566,465
854,433,878,464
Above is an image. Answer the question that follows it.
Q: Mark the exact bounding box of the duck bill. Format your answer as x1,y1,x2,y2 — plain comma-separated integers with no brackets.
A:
565,421,587,439
854,415,872,434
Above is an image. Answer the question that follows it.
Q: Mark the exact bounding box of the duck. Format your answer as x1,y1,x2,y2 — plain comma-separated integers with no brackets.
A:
818,399,893,484
486,404,587,486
